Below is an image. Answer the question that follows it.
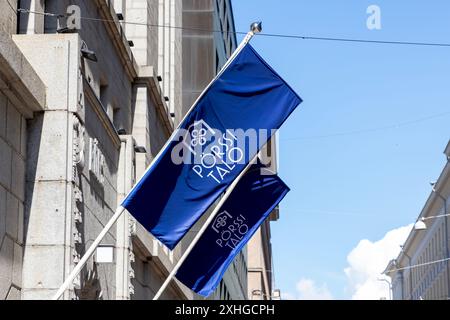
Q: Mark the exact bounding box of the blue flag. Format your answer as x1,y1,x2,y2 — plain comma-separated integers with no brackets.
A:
121,44,301,249
175,164,290,297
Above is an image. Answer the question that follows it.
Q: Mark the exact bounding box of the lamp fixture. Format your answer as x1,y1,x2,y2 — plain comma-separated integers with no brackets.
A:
81,41,98,62
134,146,147,153
414,218,427,230
251,289,262,296
414,214,450,231
117,128,127,135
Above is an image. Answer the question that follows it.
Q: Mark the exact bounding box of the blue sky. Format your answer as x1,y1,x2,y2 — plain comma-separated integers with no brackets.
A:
232,0,450,299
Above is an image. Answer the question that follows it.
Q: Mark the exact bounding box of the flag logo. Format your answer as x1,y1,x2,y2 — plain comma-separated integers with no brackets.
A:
212,210,249,250
182,120,216,155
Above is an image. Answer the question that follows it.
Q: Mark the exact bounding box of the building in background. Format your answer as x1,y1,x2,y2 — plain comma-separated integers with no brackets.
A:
0,0,279,300
247,214,281,300
384,140,450,300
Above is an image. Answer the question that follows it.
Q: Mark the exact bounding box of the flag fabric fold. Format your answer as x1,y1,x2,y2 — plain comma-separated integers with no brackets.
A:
121,43,301,249
175,164,290,297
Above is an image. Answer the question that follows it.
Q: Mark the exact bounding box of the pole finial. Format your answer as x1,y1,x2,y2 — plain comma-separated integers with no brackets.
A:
250,21,262,34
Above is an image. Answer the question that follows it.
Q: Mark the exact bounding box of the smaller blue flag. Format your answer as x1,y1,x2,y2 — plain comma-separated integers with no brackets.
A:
175,164,290,297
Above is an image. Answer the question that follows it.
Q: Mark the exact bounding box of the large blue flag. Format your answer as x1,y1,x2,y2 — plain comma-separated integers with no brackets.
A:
121,44,301,249
175,164,289,297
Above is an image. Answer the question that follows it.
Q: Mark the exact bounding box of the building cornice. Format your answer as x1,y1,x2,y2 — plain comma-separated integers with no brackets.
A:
0,34,45,118
135,65,174,136
95,0,138,81
445,140,450,160
94,2,175,137
383,259,397,275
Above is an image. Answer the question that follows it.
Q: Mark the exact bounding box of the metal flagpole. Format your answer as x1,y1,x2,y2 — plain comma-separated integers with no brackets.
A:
52,22,262,300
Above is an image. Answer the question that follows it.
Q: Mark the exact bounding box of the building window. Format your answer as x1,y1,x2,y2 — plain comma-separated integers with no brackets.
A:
100,82,108,111
113,106,121,130
44,0,59,33
433,234,437,257
220,281,224,300
220,0,226,21
437,280,441,299
223,18,228,47
215,50,220,75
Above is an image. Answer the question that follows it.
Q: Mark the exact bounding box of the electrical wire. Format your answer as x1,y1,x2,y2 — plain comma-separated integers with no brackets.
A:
282,110,450,141
295,209,379,218
16,8,450,48
260,33,450,47
386,257,450,273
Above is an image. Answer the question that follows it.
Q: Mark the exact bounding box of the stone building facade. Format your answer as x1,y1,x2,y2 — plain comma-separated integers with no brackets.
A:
385,140,450,300
0,0,279,300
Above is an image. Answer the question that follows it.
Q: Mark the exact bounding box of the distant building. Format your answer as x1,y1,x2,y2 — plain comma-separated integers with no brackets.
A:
384,140,450,300
0,0,279,300
247,214,280,300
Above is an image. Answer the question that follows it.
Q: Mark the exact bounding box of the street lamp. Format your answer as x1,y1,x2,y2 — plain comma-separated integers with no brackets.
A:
80,40,98,62
377,277,392,300
414,214,450,231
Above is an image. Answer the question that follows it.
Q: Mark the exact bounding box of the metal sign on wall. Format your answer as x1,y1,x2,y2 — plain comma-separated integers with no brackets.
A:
89,138,105,184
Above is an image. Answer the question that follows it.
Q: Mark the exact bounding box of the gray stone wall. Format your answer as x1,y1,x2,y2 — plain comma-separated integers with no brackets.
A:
14,32,123,299
132,250,183,300
13,0,177,298
0,0,17,35
131,83,168,177
126,0,159,69
0,92,26,300
1,0,252,301
36,0,134,134
172,0,183,125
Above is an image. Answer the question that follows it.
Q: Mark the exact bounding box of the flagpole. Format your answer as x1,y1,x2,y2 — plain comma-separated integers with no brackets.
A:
52,23,261,300
153,153,259,300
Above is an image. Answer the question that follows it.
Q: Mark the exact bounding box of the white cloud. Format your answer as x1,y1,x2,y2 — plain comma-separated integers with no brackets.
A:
344,224,412,300
284,278,333,300
281,292,295,300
